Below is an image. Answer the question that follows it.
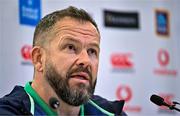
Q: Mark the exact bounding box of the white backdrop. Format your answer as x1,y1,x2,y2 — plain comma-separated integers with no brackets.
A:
0,0,180,115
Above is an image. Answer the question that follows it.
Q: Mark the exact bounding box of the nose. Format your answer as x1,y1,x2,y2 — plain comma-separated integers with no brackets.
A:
76,50,91,67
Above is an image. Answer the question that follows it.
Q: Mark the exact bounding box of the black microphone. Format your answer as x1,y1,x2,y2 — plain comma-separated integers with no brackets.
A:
49,97,60,109
150,94,170,107
150,94,180,112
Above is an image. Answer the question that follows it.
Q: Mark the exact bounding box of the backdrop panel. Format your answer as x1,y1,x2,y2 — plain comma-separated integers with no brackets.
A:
0,0,179,115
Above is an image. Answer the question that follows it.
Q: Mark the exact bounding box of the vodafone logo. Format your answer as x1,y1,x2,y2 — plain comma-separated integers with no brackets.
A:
21,45,32,61
159,93,174,106
158,49,169,67
116,85,132,102
116,85,141,112
154,48,177,76
157,93,175,113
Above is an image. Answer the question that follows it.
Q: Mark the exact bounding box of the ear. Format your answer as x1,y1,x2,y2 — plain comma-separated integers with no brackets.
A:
31,46,45,72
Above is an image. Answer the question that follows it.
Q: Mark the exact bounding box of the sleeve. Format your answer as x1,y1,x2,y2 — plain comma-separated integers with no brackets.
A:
0,99,21,115
0,96,31,115
0,86,32,115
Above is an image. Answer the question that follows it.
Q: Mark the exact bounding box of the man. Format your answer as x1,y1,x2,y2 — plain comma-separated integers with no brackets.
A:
0,6,126,115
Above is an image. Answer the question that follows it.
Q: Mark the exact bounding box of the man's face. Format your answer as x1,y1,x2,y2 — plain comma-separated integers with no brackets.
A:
44,17,100,106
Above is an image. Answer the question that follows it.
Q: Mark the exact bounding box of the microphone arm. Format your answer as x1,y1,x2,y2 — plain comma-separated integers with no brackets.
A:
173,101,180,105
169,101,180,112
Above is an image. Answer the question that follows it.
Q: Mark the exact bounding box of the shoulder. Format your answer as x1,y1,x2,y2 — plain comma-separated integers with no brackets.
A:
0,86,31,115
90,95,127,115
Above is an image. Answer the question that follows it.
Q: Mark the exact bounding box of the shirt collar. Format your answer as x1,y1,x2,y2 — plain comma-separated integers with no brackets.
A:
24,81,84,116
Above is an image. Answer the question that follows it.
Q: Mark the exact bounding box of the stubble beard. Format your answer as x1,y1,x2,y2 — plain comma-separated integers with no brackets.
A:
45,61,96,106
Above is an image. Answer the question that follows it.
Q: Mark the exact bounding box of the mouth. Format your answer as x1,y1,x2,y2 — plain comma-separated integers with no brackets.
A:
69,72,90,84
70,72,89,80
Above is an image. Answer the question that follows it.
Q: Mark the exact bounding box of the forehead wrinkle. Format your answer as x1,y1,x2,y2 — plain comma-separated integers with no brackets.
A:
59,37,81,47
69,27,98,37
58,34,99,45
53,24,99,38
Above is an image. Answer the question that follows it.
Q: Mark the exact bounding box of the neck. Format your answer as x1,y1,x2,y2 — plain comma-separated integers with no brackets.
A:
31,76,81,116
57,100,81,116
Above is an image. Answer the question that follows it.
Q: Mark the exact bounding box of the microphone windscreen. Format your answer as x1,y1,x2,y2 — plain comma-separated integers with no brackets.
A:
150,94,164,106
49,97,60,109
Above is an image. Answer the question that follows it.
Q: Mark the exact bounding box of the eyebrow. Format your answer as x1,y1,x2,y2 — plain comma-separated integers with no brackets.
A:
62,37,100,50
88,43,100,52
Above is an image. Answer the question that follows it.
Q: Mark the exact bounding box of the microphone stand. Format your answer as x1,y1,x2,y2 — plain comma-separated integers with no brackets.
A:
169,101,180,112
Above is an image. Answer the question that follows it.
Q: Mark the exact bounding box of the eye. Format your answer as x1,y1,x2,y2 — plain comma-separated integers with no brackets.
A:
66,44,76,53
88,48,98,57
68,44,75,50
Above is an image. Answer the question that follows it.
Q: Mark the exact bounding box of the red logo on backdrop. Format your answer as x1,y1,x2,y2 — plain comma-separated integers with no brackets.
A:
157,93,175,114
111,53,134,73
159,93,174,107
21,45,32,65
116,85,141,112
158,49,169,66
21,45,32,61
116,85,132,102
154,49,177,76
